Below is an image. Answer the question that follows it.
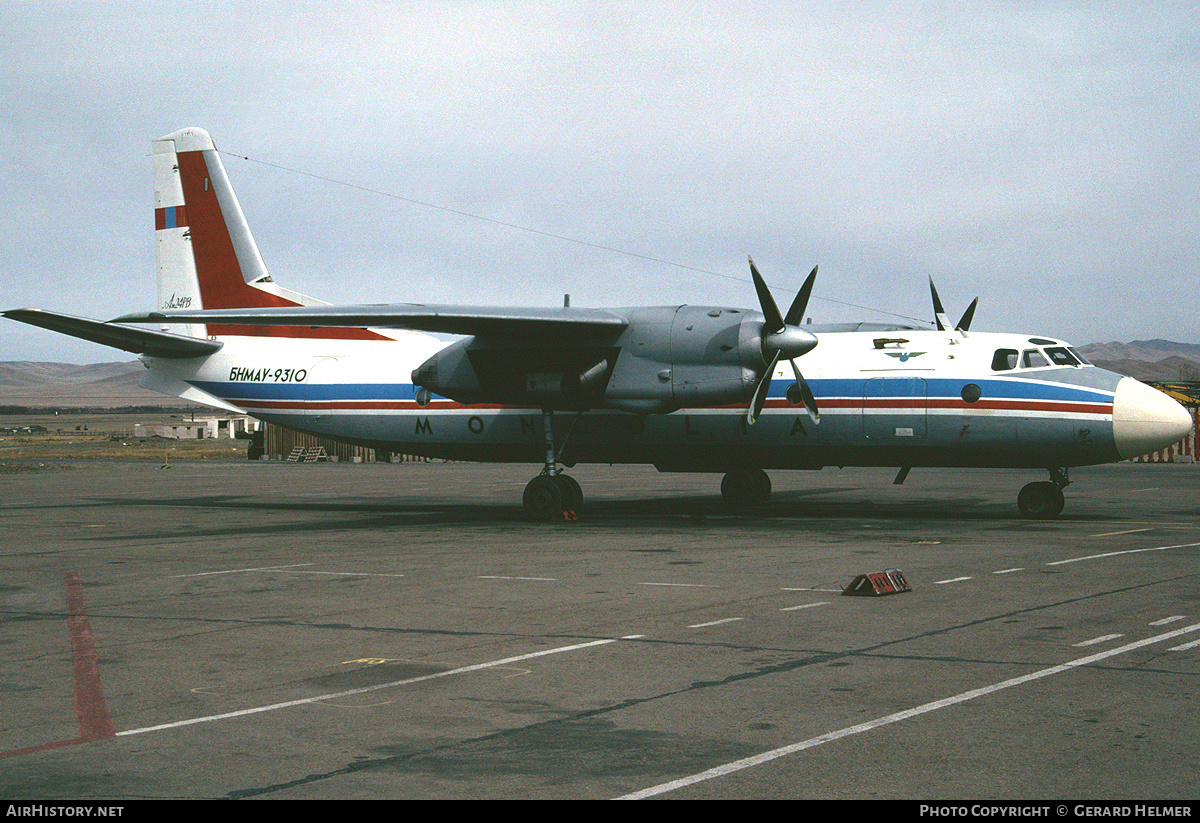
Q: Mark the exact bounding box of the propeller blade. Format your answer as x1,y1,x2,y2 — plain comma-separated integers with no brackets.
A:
956,297,978,332
749,257,784,333
745,258,822,425
784,266,817,326
789,359,820,424
747,350,781,426
929,278,950,331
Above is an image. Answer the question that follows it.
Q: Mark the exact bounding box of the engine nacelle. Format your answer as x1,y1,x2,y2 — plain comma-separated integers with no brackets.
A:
411,337,617,409
601,305,765,413
411,305,775,413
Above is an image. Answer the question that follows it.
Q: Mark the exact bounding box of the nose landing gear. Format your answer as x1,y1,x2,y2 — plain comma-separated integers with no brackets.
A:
1017,467,1069,519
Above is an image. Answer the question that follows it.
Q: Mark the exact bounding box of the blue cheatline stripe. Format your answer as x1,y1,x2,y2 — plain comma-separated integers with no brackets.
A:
190,380,417,401
789,377,1113,403
192,375,1112,408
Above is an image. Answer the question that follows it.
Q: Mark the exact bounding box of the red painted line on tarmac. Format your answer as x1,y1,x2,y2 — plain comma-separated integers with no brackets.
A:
64,571,115,741
0,735,91,759
0,572,114,759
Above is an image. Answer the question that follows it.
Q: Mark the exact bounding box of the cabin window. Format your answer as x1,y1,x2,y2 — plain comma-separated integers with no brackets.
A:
1045,347,1081,367
1068,347,1092,366
1022,349,1049,368
992,349,1018,371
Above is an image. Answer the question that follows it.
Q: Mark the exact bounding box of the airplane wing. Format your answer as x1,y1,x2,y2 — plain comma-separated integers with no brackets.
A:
113,304,629,339
4,308,223,358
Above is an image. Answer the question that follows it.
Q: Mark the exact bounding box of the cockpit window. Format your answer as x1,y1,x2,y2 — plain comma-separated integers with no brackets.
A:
992,349,1018,371
995,346,1086,370
1045,347,1081,367
1022,349,1049,368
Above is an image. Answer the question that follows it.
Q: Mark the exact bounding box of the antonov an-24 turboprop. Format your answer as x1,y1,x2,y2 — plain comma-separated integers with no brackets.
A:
5,128,1193,520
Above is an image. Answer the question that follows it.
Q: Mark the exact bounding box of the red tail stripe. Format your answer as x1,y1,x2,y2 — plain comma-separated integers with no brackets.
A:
174,149,387,341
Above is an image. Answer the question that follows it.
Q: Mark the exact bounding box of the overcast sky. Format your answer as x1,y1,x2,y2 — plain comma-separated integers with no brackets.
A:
2,1,1197,363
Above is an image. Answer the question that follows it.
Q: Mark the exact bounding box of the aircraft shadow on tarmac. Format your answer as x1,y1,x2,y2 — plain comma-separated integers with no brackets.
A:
77,488,1124,541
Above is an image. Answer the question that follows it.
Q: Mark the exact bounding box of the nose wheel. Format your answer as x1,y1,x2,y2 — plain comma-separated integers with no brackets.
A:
1017,468,1068,519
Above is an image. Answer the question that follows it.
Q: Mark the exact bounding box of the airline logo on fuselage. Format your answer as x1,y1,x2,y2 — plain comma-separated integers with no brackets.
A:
885,351,926,362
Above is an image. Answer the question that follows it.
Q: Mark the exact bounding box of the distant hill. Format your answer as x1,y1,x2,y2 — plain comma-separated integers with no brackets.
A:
0,361,189,408
0,361,145,388
1078,339,1200,363
1076,340,1200,382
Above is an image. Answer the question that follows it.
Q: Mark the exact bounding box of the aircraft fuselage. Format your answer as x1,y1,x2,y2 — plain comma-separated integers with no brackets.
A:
143,321,1167,474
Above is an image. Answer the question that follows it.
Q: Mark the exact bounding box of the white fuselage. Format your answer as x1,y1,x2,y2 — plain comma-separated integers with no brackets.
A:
140,324,1183,471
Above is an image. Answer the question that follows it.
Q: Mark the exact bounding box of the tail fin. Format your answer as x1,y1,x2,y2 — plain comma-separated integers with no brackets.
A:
153,128,382,341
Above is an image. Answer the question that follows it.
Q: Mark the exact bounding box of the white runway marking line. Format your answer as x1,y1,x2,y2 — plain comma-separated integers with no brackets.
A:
170,564,405,579
1150,616,1187,626
934,576,972,585
478,576,557,581
283,571,406,578
169,563,316,578
780,602,830,612
615,622,1200,800
993,568,1024,575
1073,634,1124,647
688,618,744,629
1046,541,1200,566
115,635,643,738
637,582,717,588
1168,638,1200,651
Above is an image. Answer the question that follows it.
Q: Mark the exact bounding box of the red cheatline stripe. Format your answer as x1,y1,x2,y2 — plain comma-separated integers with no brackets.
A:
232,398,1111,415
791,398,1111,414
236,401,520,411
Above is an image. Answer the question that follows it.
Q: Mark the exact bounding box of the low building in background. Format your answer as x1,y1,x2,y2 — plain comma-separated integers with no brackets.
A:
135,415,259,440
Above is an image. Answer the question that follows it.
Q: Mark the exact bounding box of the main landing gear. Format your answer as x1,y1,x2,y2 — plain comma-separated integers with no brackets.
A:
720,467,772,507
523,473,582,521
1017,467,1069,520
522,410,583,521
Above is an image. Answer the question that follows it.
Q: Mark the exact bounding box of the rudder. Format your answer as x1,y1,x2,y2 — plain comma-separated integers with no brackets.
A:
152,128,382,340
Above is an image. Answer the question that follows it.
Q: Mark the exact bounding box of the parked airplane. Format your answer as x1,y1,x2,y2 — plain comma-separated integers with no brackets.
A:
5,128,1192,520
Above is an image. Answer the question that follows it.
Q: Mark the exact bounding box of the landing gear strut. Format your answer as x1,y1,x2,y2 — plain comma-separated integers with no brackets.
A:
1017,467,1069,520
522,410,583,521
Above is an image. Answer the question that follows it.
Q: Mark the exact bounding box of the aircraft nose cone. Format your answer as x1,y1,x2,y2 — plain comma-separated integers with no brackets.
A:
1112,377,1194,460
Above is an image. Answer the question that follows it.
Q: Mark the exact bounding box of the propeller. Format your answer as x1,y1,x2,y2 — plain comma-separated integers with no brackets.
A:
746,258,820,425
929,278,978,332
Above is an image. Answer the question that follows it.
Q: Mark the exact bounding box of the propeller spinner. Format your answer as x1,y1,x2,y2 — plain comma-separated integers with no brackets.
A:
746,258,820,425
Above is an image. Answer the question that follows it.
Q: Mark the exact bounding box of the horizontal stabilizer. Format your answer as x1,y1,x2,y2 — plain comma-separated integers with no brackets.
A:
137,369,245,413
4,309,223,358
114,304,629,339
